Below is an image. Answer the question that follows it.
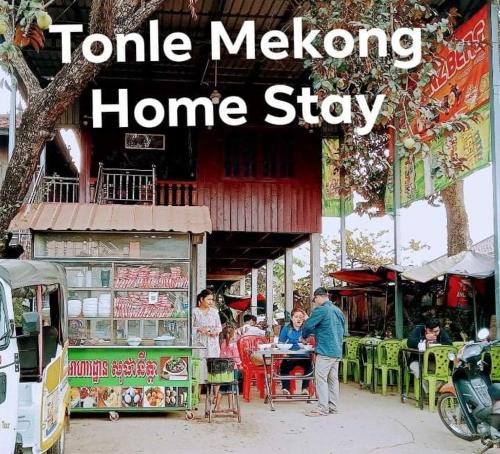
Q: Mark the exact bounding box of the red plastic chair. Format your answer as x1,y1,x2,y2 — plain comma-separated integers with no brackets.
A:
237,335,267,402
289,337,316,395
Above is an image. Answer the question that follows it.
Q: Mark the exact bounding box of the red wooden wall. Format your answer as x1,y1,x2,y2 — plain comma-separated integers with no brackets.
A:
197,127,322,234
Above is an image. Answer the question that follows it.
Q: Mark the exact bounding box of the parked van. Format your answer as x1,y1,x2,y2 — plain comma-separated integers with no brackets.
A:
0,260,69,454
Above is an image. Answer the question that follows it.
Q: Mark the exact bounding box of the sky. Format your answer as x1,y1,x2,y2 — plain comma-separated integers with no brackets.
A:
0,69,494,276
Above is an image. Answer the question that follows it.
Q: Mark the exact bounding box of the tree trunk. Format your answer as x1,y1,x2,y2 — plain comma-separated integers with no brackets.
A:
441,179,471,256
0,0,173,255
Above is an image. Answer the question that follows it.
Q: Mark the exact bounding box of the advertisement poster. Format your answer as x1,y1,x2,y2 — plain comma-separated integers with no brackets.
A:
322,138,354,217
42,388,60,441
68,348,191,411
389,5,491,212
431,103,491,192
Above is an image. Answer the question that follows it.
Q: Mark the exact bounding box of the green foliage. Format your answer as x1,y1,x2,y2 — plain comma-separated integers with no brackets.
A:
0,0,52,72
304,0,479,215
293,229,429,298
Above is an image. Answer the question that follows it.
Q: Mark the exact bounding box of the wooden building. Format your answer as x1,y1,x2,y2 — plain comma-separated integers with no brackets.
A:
18,0,324,319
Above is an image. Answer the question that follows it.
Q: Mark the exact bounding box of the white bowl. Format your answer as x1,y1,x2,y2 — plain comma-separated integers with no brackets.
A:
277,344,293,350
127,337,142,346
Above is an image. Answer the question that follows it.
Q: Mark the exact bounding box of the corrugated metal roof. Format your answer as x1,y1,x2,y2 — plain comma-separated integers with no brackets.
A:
9,203,212,234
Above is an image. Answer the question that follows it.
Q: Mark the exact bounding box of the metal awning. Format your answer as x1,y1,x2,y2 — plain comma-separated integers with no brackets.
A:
0,259,66,289
9,203,212,234
401,251,495,283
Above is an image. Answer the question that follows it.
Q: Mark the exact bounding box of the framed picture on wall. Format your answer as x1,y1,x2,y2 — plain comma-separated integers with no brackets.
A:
125,133,165,150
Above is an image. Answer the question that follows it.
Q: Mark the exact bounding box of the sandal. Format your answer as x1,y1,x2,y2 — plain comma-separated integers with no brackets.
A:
305,408,328,417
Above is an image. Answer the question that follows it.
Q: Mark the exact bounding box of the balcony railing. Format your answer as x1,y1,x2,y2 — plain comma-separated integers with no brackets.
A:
157,181,198,206
29,173,79,204
94,163,156,205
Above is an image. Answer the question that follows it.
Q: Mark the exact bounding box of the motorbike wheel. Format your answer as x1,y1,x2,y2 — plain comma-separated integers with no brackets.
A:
438,392,480,442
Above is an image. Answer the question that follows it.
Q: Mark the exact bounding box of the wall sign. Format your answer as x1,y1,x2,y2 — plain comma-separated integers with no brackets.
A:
125,133,165,150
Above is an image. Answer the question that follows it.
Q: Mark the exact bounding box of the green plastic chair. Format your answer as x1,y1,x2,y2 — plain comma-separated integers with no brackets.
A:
489,345,500,382
191,357,201,408
453,341,465,350
416,345,456,412
400,339,412,395
341,336,362,384
374,339,402,395
359,337,381,388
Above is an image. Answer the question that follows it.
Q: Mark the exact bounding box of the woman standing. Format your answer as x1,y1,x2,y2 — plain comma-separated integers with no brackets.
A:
192,289,222,392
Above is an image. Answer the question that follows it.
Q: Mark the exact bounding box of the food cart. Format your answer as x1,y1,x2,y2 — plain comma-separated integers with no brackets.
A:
11,203,212,416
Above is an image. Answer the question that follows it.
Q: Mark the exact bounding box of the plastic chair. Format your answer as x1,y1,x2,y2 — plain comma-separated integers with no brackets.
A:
237,335,267,402
358,337,381,388
374,339,402,395
400,339,412,395
416,345,456,412
289,336,316,395
453,341,466,350
191,357,201,408
341,336,362,384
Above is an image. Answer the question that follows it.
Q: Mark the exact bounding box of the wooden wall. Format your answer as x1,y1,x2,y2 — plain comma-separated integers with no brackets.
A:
197,127,321,234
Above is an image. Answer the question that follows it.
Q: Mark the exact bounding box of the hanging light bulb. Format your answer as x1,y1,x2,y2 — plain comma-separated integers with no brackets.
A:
210,60,222,104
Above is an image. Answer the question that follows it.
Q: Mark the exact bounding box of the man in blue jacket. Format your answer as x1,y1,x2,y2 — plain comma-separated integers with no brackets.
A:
302,287,345,416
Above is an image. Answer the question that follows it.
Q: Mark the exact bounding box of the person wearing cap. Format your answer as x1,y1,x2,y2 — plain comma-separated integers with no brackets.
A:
302,287,345,417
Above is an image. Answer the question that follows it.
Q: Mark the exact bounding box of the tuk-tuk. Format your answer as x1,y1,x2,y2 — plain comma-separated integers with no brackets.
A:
0,260,69,454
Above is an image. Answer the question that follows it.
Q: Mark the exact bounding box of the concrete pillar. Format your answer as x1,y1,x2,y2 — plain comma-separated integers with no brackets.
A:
285,249,293,317
266,259,274,330
239,276,246,295
310,233,321,299
196,234,207,296
251,268,258,316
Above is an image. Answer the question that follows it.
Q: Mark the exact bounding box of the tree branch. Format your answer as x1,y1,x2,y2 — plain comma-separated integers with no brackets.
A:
11,47,42,100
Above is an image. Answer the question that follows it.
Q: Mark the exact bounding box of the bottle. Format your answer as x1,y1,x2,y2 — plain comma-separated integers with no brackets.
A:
418,338,426,352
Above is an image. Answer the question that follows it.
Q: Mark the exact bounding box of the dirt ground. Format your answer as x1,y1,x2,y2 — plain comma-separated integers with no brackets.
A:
66,383,500,454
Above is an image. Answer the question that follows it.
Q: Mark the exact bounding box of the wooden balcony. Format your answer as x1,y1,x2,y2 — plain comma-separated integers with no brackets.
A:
91,163,198,206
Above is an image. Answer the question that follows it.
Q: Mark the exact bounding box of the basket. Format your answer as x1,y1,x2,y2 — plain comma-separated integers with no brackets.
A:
206,358,235,383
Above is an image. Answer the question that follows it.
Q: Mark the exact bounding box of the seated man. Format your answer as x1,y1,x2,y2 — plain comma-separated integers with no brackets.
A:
236,314,265,337
407,317,452,391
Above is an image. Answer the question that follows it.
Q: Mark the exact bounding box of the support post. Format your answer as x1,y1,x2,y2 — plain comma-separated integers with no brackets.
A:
310,233,321,303
196,234,207,297
285,249,293,319
239,276,246,295
391,130,404,339
490,3,500,339
266,259,274,330
8,76,17,160
251,268,258,316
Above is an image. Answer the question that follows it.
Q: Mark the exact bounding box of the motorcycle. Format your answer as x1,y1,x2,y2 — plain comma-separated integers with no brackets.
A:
438,328,500,453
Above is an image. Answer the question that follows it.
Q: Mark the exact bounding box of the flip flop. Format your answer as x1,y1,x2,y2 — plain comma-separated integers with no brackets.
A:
305,409,328,417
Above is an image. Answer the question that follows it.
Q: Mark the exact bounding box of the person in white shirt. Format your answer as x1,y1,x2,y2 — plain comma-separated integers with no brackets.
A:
236,314,265,337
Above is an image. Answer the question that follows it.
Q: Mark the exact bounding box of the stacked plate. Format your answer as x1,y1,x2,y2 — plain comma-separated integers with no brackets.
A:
82,298,98,317
68,299,82,318
98,294,112,317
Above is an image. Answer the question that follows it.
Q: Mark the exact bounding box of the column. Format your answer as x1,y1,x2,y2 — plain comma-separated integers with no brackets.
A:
490,3,500,339
285,249,293,317
266,259,274,330
392,129,404,339
310,233,321,300
196,234,207,296
239,275,246,295
251,268,258,316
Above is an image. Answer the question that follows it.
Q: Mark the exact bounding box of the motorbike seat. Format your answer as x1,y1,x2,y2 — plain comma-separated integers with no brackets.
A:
489,383,500,401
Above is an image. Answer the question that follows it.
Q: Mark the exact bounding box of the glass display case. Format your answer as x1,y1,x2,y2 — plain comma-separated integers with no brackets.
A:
34,233,192,347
